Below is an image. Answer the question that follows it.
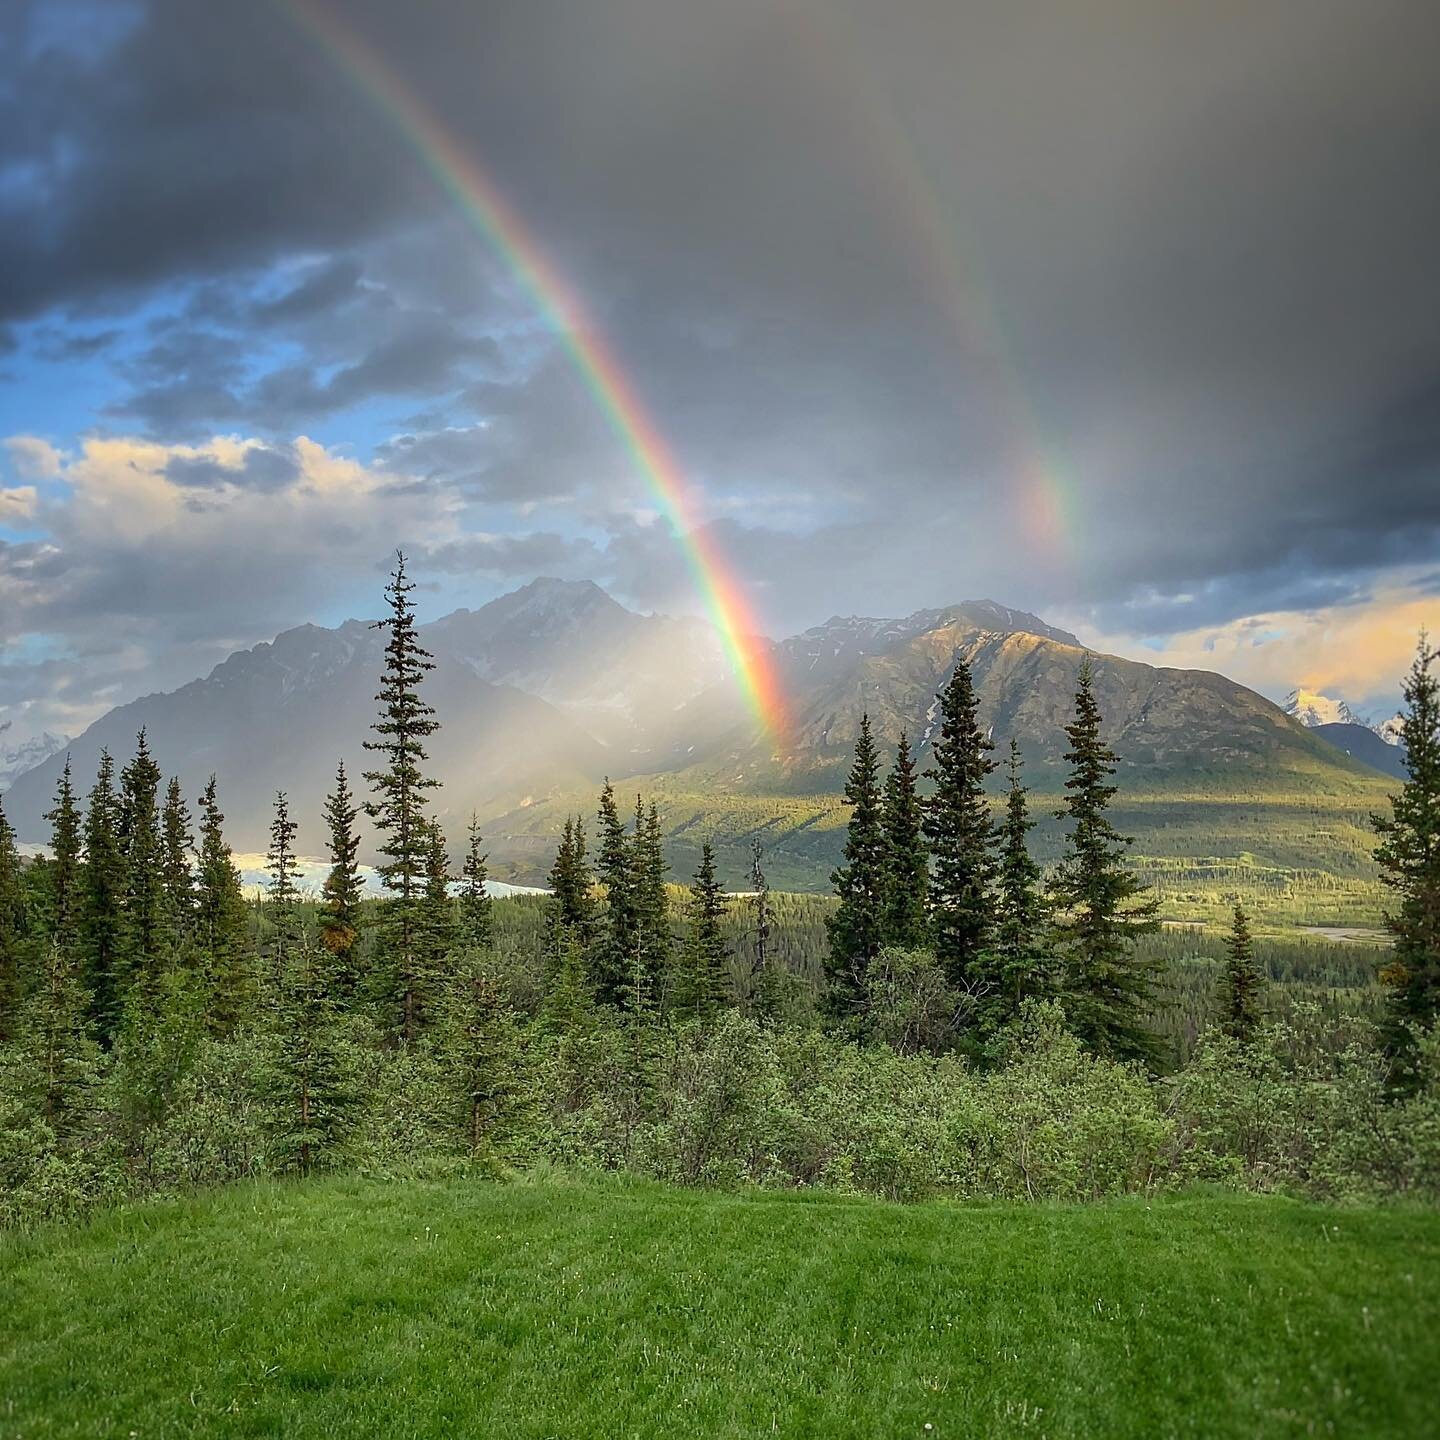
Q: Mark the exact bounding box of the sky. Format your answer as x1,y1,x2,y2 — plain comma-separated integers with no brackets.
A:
1,0,1438,744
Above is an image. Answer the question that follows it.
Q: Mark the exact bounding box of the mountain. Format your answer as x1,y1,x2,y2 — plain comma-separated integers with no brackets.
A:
658,606,1362,792
1312,722,1409,781
2,616,611,852
1284,688,1367,729
1375,713,1406,747
424,577,727,754
0,727,69,793
482,598,1389,887
4,582,1390,892
2,580,726,853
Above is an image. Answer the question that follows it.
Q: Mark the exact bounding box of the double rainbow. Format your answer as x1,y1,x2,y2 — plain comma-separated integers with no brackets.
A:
280,0,787,738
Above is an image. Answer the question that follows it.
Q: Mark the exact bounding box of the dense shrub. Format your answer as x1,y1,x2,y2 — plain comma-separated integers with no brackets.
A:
4,1001,1440,1227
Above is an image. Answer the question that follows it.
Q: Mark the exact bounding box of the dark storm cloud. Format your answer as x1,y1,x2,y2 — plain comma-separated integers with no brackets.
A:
164,445,300,493
2,0,1439,663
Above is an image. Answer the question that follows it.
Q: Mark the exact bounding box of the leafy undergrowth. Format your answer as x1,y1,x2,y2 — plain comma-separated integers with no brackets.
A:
3,1176,1438,1438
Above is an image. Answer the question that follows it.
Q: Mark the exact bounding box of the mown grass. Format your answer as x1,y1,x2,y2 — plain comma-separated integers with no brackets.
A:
3,1176,1438,1438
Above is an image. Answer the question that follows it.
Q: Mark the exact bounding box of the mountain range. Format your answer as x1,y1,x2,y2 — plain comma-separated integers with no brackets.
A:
1,578,1396,887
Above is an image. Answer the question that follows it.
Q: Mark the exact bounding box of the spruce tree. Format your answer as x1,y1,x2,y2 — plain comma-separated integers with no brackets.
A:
441,954,522,1159
592,780,637,1008
459,814,492,951
0,795,27,1041
318,760,363,994
988,739,1053,1029
13,937,99,1139
363,551,441,1043
44,758,83,957
1373,635,1440,1089
264,791,301,979
748,837,782,1020
679,841,729,1020
416,817,457,1009
1218,903,1266,1043
546,817,593,939
826,714,888,1019
118,729,167,996
539,924,594,1034
630,800,672,1014
195,776,253,1036
881,731,929,949
923,658,997,989
1048,661,1160,1063
81,749,127,1045
264,933,353,1175
160,776,196,945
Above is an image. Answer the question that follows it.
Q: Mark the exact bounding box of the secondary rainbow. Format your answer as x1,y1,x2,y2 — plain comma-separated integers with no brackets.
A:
279,0,787,736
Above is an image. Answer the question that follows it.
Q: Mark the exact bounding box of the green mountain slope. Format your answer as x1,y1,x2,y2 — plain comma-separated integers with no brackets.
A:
484,610,1394,919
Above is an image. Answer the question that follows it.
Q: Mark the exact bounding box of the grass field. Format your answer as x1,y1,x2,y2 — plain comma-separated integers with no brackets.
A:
3,1177,1438,1438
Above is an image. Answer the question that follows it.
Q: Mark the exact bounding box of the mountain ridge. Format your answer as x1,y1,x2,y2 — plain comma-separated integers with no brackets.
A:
2,580,1393,893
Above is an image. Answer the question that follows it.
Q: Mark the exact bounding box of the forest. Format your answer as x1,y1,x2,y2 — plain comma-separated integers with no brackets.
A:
2,556,1438,1225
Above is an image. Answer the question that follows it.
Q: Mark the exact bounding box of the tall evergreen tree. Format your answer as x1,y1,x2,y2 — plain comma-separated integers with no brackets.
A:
748,837,781,1021
592,780,637,1008
1218,903,1266,1043
630,799,672,1014
81,749,127,1045
923,658,997,989
0,794,27,1041
546,817,593,938
881,731,929,949
826,714,888,1018
118,729,166,999
678,841,729,1020
1048,661,1160,1063
45,758,83,957
159,777,195,945
987,739,1053,1028
363,551,441,1043
195,776,253,1036
318,760,363,993
1373,635,1440,1089
459,814,492,951
264,791,301,978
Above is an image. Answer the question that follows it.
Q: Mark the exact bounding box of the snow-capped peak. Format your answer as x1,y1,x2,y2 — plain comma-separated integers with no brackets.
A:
1375,712,1406,747
0,727,70,793
1284,688,1366,729
1284,689,1407,747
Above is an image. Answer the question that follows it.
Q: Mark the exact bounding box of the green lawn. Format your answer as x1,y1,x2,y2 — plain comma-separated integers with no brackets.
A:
3,1177,1437,1438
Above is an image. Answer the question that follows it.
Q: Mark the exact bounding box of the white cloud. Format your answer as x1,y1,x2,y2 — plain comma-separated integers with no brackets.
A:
0,486,37,523
1081,579,1440,711
4,436,64,480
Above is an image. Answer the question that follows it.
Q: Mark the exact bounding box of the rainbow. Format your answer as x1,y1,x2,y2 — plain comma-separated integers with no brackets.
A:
277,0,787,737
788,1,1079,574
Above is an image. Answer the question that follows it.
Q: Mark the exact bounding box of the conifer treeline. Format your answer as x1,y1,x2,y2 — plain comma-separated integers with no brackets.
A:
1,555,1437,1197
823,657,1166,1061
